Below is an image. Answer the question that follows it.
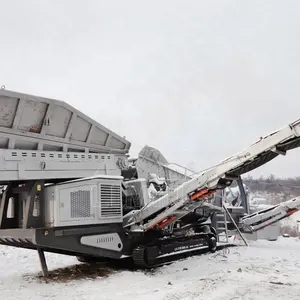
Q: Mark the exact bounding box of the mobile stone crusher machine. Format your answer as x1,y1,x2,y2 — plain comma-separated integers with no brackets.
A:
0,88,300,276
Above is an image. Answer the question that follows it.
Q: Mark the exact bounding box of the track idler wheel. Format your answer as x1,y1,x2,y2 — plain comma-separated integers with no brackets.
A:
200,225,217,253
133,245,160,268
207,235,217,252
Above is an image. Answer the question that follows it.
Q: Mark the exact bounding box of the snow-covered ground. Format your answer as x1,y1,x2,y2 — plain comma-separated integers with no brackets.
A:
1,237,300,300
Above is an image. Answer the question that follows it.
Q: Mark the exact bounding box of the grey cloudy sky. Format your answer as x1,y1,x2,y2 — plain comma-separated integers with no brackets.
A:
0,0,299,178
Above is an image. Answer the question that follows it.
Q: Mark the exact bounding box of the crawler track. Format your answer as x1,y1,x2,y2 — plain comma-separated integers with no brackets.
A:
132,233,218,268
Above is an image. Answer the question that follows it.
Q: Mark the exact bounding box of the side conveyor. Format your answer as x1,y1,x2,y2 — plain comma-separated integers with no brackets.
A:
125,119,300,231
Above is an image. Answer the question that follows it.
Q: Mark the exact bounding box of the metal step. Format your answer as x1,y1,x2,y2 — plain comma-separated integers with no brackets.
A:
217,221,231,225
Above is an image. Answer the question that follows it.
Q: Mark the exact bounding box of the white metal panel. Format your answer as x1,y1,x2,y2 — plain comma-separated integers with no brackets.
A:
0,149,123,182
80,233,123,251
58,183,96,223
44,185,55,227
0,96,19,128
44,176,123,227
45,105,72,138
0,89,131,154
71,116,92,142
18,100,48,133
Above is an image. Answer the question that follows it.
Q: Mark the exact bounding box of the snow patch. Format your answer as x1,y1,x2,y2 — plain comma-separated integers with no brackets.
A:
1,237,300,299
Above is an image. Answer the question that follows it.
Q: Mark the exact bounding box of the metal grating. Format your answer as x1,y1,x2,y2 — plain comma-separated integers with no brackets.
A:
70,190,91,218
100,184,122,217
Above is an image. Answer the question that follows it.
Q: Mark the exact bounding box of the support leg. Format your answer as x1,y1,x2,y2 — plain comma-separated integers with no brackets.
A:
237,176,249,214
0,183,15,229
37,248,49,277
23,181,44,228
223,204,248,246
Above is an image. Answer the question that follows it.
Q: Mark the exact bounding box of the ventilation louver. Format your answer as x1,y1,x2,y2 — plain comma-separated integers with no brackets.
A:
100,184,122,217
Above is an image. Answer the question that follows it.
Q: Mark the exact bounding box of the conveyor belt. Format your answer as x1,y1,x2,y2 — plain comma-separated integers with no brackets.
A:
125,119,300,232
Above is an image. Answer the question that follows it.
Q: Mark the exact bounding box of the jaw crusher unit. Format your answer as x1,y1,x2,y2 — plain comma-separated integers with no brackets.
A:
0,89,300,275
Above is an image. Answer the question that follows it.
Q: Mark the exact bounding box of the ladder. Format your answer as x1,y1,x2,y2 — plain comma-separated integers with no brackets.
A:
215,190,248,246
215,210,230,243
214,190,231,244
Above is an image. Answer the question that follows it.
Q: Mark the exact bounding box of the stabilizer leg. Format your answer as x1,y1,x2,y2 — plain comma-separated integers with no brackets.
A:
223,204,248,246
37,248,49,277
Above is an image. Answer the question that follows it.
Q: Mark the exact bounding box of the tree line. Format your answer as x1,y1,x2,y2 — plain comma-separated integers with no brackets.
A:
242,174,300,196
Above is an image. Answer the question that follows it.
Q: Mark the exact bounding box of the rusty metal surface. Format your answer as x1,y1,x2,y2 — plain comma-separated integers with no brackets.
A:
0,89,131,154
